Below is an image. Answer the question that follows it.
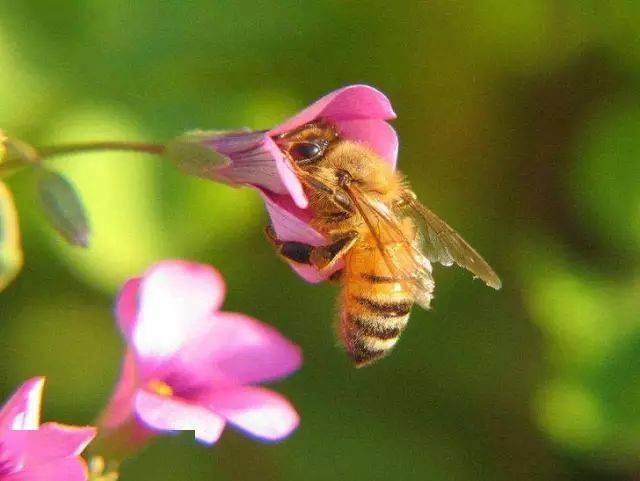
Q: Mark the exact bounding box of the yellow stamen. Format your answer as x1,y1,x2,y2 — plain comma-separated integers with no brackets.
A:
148,380,174,397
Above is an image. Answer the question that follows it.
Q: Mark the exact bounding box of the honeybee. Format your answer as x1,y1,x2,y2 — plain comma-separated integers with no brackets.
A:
268,122,501,367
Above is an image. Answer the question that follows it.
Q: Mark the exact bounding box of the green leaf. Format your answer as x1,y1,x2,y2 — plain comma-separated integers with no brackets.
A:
165,129,244,179
37,169,90,247
0,181,23,291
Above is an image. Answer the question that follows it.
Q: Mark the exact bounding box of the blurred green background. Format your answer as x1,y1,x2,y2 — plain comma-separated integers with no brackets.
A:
1,1,640,480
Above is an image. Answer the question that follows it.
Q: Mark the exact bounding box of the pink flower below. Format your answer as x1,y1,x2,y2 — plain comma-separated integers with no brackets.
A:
0,378,96,481
99,260,302,447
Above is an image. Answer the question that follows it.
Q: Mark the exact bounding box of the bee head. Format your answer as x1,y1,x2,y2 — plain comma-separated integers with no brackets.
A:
275,121,338,165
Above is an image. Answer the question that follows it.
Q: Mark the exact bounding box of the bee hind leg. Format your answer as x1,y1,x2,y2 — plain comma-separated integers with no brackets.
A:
265,225,315,265
309,231,358,271
265,225,358,272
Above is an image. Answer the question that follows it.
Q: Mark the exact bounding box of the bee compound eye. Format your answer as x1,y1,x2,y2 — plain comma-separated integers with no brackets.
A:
290,142,322,162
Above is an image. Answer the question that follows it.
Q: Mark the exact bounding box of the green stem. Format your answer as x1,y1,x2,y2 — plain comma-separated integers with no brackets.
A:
1,140,165,177
38,141,165,159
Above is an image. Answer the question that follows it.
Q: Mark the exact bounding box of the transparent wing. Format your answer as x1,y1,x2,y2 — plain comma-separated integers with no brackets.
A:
401,191,501,290
344,184,435,309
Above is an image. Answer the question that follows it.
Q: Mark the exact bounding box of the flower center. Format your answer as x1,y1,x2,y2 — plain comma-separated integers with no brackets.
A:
147,380,174,397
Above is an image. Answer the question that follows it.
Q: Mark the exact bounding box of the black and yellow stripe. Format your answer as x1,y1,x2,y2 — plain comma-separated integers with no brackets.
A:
339,264,414,367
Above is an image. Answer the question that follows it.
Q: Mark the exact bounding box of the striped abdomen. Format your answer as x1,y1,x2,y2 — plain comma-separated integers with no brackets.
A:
339,242,415,367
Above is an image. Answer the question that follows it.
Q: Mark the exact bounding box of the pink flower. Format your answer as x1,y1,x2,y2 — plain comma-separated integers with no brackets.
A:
190,85,398,283
98,261,301,451
0,378,96,481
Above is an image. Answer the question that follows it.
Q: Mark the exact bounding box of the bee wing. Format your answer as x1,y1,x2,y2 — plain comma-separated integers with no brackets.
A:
401,192,501,290
344,184,435,310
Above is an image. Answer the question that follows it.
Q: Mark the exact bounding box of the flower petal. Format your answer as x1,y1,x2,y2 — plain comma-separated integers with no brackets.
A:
3,423,95,463
211,132,308,209
261,192,343,283
269,85,396,136
333,119,399,168
131,261,226,360
0,378,44,435
114,278,141,341
206,386,299,442
171,311,302,388
270,138,308,209
3,457,89,481
261,192,321,245
134,390,225,445
204,131,276,189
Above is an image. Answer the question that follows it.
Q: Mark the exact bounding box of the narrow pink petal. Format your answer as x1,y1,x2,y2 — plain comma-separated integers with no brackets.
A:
174,311,302,387
132,261,226,360
261,192,322,245
334,119,399,168
261,192,343,283
268,137,308,208
0,378,44,435
114,278,141,341
203,131,274,185
269,85,396,136
3,423,95,463
206,386,299,442
3,458,89,481
134,391,225,445
205,131,308,209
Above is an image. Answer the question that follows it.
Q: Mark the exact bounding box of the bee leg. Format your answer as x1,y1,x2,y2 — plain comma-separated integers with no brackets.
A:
265,226,358,272
309,231,358,271
265,225,315,265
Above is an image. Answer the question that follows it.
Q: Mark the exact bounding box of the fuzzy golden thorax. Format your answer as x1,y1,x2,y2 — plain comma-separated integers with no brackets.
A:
301,140,405,225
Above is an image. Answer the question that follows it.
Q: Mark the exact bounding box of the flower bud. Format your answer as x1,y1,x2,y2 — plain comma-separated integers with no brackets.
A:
37,169,91,247
0,181,23,291
0,130,7,164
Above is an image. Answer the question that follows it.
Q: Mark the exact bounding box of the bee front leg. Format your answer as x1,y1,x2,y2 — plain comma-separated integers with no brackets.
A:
265,225,358,272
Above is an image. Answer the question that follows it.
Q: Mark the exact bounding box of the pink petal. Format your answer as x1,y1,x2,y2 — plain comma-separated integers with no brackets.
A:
3,423,95,463
211,132,307,208
261,192,343,283
134,390,225,445
333,119,399,168
269,138,308,209
114,278,141,342
3,457,89,481
261,192,322,245
96,351,138,429
0,378,44,435
172,311,302,388
206,386,299,442
131,261,226,360
269,85,396,136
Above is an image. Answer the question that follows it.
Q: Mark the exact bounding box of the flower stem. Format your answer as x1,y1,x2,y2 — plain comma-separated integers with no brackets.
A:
1,140,165,178
38,141,165,159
